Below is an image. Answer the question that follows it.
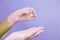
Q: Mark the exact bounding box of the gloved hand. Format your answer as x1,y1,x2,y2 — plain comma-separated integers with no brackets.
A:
7,7,36,26
5,27,44,40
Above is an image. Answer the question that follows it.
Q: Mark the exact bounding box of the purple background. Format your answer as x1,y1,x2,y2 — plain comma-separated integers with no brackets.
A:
0,0,60,40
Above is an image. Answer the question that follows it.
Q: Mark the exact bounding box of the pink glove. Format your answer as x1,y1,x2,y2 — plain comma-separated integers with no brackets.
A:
7,7,36,26
4,27,44,40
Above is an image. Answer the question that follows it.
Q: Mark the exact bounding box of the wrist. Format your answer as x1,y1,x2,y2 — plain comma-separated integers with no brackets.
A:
7,15,17,26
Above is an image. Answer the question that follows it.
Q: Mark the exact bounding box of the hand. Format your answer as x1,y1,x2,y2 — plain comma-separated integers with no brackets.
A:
4,27,44,40
7,7,36,26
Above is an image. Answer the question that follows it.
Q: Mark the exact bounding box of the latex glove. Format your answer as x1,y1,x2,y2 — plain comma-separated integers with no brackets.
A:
7,7,36,26
4,27,44,40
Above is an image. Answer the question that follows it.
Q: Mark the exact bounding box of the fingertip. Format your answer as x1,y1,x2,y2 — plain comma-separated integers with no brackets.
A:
37,27,45,30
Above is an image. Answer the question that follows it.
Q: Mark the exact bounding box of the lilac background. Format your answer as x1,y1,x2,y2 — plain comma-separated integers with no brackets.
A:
0,0,60,40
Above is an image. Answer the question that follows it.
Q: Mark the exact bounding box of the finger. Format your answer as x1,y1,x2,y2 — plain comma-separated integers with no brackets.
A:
24,14,36,21
25,27,44,38
23,7,35,12
29,16,36,20
20,7,36,16
18,14,36,21
20,11,35,17
31,30,44,38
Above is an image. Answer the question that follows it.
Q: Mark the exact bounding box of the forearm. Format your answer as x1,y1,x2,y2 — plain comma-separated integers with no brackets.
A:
0,19,12,38
0,13,19,38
